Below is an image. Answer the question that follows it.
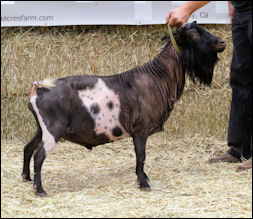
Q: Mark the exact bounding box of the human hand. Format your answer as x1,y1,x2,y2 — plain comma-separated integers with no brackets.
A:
165,5,191,27
166,1,210,26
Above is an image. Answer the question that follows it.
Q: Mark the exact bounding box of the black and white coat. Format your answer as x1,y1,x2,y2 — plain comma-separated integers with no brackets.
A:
22,22,226,196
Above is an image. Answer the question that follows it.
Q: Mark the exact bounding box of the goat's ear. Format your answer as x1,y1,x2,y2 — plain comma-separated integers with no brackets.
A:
176,24,186,33
190,21,197,28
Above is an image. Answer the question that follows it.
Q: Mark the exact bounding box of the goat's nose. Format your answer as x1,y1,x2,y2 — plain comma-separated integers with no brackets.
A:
219,39,226,45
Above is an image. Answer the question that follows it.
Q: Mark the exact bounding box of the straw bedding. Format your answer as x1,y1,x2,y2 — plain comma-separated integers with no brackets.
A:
1,136,252,218
1,24,252,217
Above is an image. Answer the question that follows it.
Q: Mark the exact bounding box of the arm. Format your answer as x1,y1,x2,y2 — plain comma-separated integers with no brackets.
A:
166,1,210,26
228,1,234,24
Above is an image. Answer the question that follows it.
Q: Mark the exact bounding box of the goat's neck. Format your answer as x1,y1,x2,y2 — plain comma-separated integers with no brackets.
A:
143,42,185,105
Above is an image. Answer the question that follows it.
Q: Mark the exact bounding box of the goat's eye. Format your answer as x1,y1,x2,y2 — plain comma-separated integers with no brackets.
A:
191,33,200,41
186,29,200,41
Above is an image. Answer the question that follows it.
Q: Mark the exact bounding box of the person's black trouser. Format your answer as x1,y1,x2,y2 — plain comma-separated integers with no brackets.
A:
227,9,252,160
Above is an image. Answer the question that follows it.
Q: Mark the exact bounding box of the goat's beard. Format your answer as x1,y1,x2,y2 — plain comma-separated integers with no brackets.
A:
181,48,219,86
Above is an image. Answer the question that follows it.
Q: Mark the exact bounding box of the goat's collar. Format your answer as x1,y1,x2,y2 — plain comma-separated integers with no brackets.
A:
167,23,181,55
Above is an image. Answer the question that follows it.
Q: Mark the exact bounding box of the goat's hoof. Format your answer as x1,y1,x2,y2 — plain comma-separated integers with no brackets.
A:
140,186,151,192
137,176,149,185
35,191,47,197
21,173,32,182
33,184,47,196
137,179,140,185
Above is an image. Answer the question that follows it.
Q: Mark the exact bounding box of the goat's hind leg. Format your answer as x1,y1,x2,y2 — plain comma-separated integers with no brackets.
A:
33,132,57,197
22,129,42,182
33,122,66,197
33,141,49,196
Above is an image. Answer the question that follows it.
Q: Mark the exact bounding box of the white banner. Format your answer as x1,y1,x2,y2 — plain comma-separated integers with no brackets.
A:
1,1,230,27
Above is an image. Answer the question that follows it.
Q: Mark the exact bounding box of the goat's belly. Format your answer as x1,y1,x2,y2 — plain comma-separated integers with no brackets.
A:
63,132,110,148
74,78,130,143
64,119,130,148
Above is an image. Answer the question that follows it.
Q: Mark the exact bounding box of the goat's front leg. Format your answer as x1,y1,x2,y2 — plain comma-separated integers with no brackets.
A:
133,136,151,191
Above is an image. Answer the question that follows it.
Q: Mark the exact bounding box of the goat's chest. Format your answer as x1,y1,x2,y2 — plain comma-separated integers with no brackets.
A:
78,78,129,141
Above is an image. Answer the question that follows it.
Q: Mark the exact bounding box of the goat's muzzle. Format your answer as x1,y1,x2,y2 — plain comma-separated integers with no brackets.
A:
214,38,226,53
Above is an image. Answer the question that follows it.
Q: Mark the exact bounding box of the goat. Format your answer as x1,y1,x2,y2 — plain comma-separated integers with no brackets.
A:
22,22,226,196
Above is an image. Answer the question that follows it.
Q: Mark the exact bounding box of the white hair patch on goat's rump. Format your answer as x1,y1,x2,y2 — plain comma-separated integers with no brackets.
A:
78,78,130,141
30,95,56,156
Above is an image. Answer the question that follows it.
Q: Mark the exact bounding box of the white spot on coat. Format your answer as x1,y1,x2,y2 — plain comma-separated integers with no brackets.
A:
30,95,56,156
78,78,130,141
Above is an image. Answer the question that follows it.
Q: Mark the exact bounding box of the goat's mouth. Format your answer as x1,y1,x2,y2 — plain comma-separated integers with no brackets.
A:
214,38,226,53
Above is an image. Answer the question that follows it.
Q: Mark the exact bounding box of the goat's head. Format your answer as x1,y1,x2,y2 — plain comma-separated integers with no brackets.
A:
174,21,226,86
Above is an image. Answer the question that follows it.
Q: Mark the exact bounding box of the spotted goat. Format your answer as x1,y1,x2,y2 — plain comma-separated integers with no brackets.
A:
22,22,226,196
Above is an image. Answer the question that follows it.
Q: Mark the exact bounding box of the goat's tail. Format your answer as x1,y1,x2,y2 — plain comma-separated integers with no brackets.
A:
29,78,56,98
